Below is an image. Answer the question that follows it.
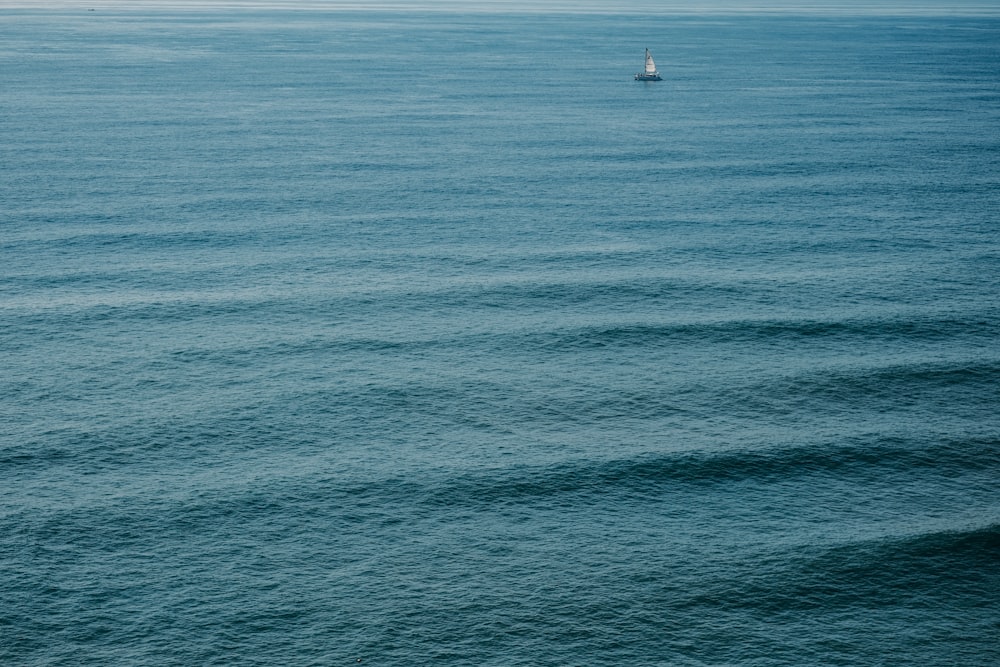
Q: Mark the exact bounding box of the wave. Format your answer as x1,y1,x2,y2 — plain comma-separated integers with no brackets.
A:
712,523,1000,614
9,302,995,374
511,314,999,351
383,435,1000,509
3,349,997,477
314,355,1000,428
7,433,995,517
7,285,993,349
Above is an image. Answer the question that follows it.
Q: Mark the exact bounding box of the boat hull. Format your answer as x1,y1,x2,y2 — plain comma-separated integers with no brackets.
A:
634,73,662,81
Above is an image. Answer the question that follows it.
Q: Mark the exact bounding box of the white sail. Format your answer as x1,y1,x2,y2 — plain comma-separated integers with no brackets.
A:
645,49,657,74
635,47,662,81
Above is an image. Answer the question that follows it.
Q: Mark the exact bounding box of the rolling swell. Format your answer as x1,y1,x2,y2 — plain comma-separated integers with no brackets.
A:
773,523,1000,611
5,445,995,663
398,439,998,515
650,525,1000,666
514,313,999,351
3,345,996,474
6,434,993,519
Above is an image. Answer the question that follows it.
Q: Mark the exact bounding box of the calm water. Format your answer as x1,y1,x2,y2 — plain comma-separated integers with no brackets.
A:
2,7,999,665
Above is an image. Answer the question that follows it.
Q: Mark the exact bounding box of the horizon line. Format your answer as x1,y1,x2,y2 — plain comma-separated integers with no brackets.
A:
3,1,1000,16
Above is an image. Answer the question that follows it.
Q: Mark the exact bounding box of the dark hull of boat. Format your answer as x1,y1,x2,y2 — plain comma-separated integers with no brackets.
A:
635,73,662,81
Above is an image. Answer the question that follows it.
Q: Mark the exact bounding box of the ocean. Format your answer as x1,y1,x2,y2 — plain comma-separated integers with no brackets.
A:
2,5,998,665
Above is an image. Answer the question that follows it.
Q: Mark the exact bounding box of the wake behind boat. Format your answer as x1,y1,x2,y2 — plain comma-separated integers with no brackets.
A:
635,48,662,81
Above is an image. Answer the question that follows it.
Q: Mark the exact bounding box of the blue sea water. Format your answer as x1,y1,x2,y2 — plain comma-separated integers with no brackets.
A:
2,6,999,665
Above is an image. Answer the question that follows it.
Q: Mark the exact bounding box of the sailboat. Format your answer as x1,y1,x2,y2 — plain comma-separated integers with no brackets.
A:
634,48,662,81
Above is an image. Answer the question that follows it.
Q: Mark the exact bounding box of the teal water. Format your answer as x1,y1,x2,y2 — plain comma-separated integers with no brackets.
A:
2,8,999,665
